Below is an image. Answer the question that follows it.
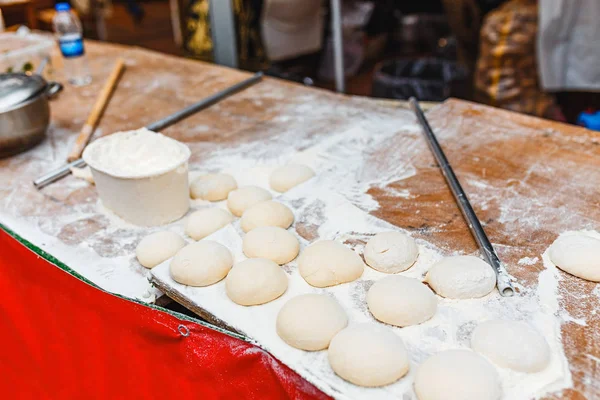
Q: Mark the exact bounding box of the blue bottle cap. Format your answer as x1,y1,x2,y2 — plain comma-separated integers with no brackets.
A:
55,3,71,11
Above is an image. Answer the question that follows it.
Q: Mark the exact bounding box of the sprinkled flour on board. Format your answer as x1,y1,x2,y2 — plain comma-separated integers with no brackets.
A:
152,162,574,400
0,90,580,398
0,97,418,302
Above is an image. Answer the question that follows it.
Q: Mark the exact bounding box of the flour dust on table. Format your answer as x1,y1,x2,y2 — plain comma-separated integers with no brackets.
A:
1,86,579,399
471,319,551,373
151,174,574,399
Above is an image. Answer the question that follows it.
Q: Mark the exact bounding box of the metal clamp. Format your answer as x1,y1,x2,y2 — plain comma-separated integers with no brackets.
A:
178,325,190,337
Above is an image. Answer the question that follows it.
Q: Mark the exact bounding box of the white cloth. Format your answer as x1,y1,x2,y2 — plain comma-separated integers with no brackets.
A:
261,0,324,62
538,0,600,91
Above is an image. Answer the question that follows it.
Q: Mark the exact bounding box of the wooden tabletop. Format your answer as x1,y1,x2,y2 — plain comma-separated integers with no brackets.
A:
0,41,599,399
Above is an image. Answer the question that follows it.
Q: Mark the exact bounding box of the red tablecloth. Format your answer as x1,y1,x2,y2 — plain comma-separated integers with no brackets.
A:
0,228,329,399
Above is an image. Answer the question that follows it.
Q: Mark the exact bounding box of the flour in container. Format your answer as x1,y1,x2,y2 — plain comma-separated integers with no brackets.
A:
82,128,190,178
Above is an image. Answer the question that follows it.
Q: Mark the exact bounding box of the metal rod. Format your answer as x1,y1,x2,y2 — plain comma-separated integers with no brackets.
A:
409,97,515,297
35,56,49,75
33,72,264,189
330,0,345,93
33,159,86,189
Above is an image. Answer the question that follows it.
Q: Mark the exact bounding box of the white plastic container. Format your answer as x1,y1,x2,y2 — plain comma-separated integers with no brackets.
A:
0,31,55,76
82,129,191,226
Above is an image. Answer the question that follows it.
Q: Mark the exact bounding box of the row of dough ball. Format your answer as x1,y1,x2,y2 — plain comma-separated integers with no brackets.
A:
135,163,304,268
135,164,307,307
137,229,551,395
189,164,315,203
137,228,498,314
136,232,294,305
276,293,551,397
184,164,313,240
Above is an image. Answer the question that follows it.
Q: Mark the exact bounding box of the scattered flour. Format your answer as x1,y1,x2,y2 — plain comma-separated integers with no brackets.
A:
82,128,190,178
519,256,539,266
0,93,577,399
151,171,573,400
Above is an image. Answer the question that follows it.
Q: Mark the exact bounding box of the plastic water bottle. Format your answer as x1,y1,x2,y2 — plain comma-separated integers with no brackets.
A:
53,3,91,86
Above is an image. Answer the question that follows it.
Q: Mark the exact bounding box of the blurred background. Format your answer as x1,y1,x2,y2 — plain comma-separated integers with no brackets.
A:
2,0,599,126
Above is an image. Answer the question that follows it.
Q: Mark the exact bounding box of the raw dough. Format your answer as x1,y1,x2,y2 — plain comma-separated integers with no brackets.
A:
298,240,364,287
269,164,315,192
70,166,95,184
276,294,347,351
328,323,409,387
548,234,600,282
225,258,288,306
136,231,185,269
170,241,233,286
414,350,502,400
227,186,273,217
471,320,551,373
189,173,237,201
367,275,437,327
425,255,496,299
185,208,234,240
364,231,419,273
242,226,299,265
240,200,294,233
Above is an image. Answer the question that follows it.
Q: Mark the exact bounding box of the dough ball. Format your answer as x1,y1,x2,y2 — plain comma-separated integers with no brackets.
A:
240,200,294,233
548,234,600,282
364,231,419,273
270,164,315,193
185,208,234,240
225,258,288,306
298,240,364,287
367,275,437,327
190,173,237,201
170,241,233,286
227,186,273,217
70,166,95,184
328,323,409,387
471,320,551,373
425,256,496,299
276,294,347,350
242,226,299,265
136,231,185,269
414,350,501,400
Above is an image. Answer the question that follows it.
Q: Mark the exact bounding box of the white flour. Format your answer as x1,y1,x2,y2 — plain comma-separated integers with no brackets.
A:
82,128,190,178
152,158,573,399
0,91,580,398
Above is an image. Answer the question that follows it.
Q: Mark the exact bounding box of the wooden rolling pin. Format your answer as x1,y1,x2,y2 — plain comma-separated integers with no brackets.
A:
67,59,125,162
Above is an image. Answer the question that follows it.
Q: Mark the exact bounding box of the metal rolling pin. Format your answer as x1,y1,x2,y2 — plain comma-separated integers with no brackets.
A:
409,97,515,297
33,71,264,189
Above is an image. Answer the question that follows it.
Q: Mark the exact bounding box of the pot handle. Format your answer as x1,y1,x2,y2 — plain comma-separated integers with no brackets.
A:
46,82,64,99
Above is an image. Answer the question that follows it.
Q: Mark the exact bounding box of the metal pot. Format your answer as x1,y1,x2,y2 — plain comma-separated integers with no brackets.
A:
0,73,63,158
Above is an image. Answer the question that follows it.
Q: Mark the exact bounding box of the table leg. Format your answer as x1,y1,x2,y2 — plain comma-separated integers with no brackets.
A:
169,0,182,46
208,0,238,68
330,0,345,93
26,2,37,29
